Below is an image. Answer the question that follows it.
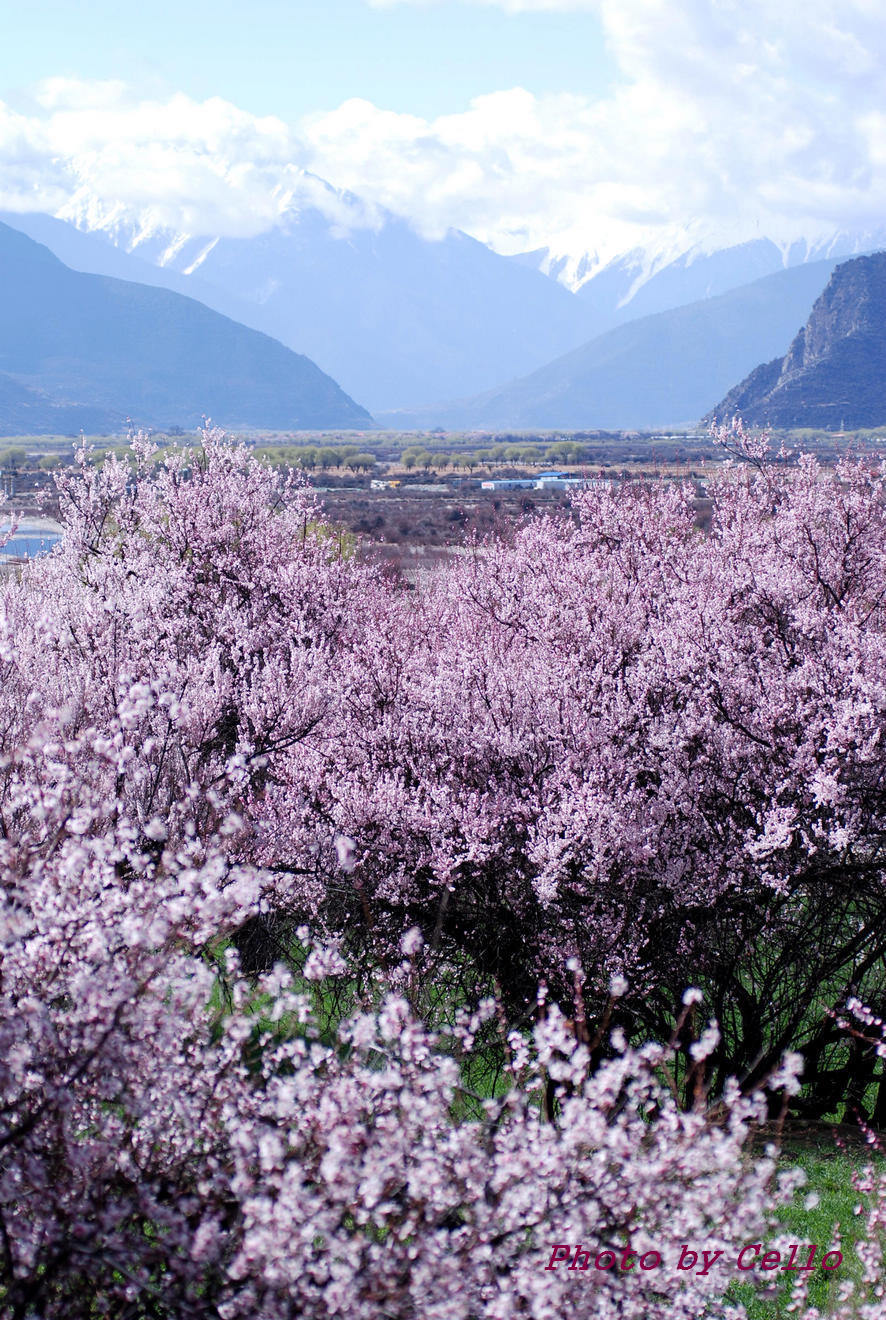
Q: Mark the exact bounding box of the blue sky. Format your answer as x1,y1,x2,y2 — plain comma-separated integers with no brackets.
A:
2,0,613,122
1,0,884,268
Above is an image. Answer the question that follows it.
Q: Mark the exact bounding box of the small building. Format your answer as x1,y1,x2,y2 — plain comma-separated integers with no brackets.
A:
480,478,537,491
535,477,612,491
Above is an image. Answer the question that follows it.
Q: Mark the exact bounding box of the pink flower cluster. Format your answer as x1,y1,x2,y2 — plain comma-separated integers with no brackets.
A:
0,789,793,1318
0,427,885,1315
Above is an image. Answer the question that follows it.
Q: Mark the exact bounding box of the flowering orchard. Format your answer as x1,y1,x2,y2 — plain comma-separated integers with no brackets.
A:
2,427,886,1316
329,429,886,1114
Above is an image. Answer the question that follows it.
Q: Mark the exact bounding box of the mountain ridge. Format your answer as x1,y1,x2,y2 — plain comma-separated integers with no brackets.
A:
378,257,847,431
8,196,886,425
708,253,886,429
4,200,600,413
0,222,372,433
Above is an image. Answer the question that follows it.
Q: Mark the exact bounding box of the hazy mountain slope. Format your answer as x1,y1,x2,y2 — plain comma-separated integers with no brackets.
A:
0,371,117,435
4,202,600,412
0,222,371,432
708,253,886,428
0,211,279,338
177,217,601,411
380,257,842,431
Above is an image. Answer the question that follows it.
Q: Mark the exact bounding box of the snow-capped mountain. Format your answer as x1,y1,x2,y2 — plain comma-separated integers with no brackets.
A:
8,182,599,413
8,180,886,420
515,223,886,327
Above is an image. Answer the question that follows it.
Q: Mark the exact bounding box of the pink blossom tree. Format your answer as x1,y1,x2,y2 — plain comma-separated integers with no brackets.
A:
3,426,886,1313
7,426,886,1123
300,428,886,1116
0,726,801,1318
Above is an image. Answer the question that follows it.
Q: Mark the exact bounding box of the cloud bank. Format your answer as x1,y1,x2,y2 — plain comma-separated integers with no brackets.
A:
308,0,886,263
1,1,885,268
0,79,377,241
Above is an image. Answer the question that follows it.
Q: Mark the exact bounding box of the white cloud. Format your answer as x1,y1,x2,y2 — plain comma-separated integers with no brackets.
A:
300,0,886,265
0,79,375,239
1,1,886,272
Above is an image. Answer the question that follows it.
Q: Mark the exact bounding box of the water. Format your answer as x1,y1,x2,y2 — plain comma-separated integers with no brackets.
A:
0,525,61,564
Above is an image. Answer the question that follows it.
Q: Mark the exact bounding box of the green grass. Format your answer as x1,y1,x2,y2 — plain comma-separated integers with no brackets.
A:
727,1141,886,1318
204,937,886,1317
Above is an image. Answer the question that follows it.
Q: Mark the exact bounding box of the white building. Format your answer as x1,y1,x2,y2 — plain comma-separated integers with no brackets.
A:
479,478,537,491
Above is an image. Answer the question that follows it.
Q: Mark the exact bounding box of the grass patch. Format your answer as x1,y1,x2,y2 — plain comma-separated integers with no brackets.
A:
728,1139,886,1318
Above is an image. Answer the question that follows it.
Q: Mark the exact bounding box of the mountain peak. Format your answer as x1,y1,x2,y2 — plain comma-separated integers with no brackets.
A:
0,220,372,433
708,252,886,429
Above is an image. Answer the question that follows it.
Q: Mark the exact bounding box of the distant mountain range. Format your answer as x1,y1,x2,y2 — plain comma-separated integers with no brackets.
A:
379,258,845,431
520,224,886,300
0,222,371,434
4,188,886,430
2,193,597,414
9,191,883,419
708,253,886,429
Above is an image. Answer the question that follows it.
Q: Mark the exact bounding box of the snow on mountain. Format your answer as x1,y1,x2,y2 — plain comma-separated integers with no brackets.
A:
9,178,886,420
7,185,600,413
515,221,886,327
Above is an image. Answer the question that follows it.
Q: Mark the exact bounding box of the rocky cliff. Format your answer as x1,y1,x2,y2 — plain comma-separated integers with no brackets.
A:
708,253,886,428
